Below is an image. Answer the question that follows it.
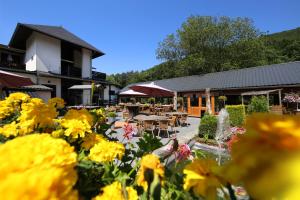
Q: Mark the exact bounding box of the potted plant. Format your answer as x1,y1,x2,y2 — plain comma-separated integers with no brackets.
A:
107,111,117,123
218,96,227,109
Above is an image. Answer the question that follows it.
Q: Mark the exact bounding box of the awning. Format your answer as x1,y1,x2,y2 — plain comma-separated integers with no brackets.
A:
130,82,174,97
0,70,33,88
119,89,147,96
241,89,281,96
68,84,102,90
21,85,53,91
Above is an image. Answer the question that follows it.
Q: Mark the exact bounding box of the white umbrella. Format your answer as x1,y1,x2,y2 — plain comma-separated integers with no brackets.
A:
119,89,147,96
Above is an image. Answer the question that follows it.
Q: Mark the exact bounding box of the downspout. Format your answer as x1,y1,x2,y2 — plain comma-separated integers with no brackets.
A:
108,84,111,106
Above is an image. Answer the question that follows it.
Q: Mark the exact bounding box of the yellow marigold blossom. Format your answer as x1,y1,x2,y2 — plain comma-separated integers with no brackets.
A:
183,159,222,200
51,129,65,138
60,109,94,138
88,140,125,162
93,181,138,200
225,114,300,199
18,98,57,134
0,121,18,137
81,132,107,150
48,97,65,109
0,100,15,120
0,134,78,200
136,154,164,190
5,92,30,104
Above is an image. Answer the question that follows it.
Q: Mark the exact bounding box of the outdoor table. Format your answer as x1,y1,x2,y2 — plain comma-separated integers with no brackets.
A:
164,112,188,116
134,114,168,122
67,105,101,110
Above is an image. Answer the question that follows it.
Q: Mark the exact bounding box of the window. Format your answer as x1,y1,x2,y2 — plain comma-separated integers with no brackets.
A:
202,96,206,107
190,94,199,107
109,90,116,95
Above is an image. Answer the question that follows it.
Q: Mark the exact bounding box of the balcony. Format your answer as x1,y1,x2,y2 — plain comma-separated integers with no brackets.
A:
61,65,82,78
0,61,26,70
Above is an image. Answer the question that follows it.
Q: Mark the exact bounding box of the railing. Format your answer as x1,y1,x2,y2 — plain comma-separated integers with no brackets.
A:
61,65,82,78
0,62,26,70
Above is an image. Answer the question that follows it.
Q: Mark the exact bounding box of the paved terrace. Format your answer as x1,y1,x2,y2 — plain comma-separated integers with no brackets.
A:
109,113,200,146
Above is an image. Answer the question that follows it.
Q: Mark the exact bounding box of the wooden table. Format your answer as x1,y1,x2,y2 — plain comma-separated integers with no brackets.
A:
164,112,188,116
134,114,168,122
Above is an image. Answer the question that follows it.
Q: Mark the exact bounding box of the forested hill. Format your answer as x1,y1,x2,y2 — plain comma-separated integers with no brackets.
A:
266,27,300,41
107,16,300,88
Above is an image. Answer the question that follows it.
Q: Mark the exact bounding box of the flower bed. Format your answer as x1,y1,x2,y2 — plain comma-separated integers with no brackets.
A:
1,92,300,199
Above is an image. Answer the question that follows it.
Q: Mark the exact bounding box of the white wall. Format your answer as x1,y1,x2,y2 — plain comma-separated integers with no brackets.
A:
25,32,61,73
38,77,61,97
25,34,37,71
104,85,120,101
36,91,51,102
36,33,61,73
82,48,92,78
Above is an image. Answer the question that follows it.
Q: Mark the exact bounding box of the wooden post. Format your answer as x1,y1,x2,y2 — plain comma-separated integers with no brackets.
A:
173,91,178,111
267,93,270,111
279,89,282,106
187,96,191,114
242,95,244,105
211,96,215,114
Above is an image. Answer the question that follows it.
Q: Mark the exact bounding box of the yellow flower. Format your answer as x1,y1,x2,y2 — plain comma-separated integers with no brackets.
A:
60,109,94,139
93,181,138,200
183,159,222,200
136,154,164,190
0,100,14,120
48,97,65,109
18,98,58,133
88,140,125,162
0,134,78,200
5,92,30,104
51,129,64,138
225,114,300,199
0,121,18,137
81,132,107,150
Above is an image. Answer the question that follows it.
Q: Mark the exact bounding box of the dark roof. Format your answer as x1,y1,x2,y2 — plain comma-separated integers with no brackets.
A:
121,61,300,93
0,43,25,54
9,23,104,58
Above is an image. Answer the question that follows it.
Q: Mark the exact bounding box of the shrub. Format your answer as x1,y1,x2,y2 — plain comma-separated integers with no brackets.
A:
107,112,117,118
198,114,218,139
225,105,246,127
148,97,155,104
247,96,269,114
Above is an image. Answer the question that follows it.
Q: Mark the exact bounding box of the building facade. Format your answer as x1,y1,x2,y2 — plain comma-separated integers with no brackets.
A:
0,23,118,105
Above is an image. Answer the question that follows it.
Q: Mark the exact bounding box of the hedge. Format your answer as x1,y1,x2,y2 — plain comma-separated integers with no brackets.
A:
247,96,269,114
198,114,218,139
225,105,246,127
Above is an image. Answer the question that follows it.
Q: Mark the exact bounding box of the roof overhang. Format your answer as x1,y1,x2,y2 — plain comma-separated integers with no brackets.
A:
9,23,104,58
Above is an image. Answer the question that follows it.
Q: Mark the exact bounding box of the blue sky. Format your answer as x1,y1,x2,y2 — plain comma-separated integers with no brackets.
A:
0,0,300,74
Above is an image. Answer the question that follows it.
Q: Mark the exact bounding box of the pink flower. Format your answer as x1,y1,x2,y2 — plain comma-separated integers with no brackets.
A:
175,144,191,162
123,123,135,140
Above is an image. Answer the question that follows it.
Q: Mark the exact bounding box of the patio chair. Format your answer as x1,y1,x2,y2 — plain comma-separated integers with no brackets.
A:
123,112,130,120
168,116,177,133
143,120,156,136
158,120,170,138
180,114,188,126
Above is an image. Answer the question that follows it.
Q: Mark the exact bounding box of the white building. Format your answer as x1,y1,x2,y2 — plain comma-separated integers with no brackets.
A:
0,23,119,105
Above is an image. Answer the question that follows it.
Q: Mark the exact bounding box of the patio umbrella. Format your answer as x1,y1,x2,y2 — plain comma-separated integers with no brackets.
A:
119,89,148,96
0,70,33,88
130,82,174,97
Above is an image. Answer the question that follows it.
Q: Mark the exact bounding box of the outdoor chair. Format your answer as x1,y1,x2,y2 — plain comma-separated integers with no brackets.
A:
168,116,177,133
180,114,188,126
123,112,130,120
158,120,170,138
143,120,156,136
136,121,144,136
